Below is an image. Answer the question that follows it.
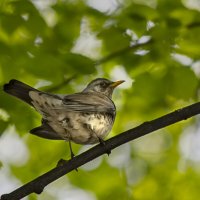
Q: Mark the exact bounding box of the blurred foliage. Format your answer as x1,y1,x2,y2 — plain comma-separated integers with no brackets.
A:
0,0,200,199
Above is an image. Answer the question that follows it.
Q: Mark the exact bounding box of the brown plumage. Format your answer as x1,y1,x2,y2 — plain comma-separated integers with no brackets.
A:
3,78,124,157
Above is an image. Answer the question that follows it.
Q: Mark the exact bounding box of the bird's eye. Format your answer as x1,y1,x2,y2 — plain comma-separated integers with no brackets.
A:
100,82,107,87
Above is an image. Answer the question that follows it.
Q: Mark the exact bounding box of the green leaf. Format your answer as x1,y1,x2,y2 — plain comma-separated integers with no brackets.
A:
98,27,131,53
165,66,198,100
64,53,95,74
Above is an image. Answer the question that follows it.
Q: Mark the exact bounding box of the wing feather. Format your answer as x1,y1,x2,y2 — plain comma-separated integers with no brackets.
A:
60,93,116,115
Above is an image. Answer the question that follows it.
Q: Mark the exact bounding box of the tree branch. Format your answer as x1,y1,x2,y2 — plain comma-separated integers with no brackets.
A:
1,101,200,200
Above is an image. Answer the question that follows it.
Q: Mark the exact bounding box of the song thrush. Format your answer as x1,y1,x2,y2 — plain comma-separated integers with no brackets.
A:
3,78,124,158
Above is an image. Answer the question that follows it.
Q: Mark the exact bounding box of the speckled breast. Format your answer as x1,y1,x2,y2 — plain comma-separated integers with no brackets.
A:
49,112,115,145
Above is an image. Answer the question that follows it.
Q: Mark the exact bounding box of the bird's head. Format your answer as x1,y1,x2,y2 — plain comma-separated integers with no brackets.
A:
83,78,124,98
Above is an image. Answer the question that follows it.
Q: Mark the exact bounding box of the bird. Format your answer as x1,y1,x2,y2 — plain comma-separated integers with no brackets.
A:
3,78,124,158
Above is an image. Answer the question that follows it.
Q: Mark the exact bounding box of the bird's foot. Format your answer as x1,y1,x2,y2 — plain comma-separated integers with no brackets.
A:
98,137,111,156
68,140,76,160
70,151,78,172
70,151,75,160
67,140,78,171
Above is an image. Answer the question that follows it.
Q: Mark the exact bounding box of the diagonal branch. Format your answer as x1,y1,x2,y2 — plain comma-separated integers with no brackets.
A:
43,75,77,93
1,101,200,200
96,38,153,65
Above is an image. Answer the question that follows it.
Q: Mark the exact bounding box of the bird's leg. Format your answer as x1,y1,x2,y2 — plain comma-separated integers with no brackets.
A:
69,139,75,159
98,137,111,156
65,129,75,159
56,140,70,167
86,124,112,156
57,140,78,171
68,139,78,172
98,137,106,145
56,139,76,169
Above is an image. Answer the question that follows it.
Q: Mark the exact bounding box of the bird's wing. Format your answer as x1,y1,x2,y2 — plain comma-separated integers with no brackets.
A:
60,93,116,115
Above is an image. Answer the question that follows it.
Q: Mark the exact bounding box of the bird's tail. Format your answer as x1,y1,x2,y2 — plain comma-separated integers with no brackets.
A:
3,79,38,106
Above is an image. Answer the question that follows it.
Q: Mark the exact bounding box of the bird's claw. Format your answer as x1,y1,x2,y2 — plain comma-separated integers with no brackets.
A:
70,152,75,160
98,137,111,156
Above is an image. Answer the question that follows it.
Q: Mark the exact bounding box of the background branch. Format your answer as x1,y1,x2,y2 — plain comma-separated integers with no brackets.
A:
43,75,77,93
1,101,200,200
96,38,153,65
25,40,154,94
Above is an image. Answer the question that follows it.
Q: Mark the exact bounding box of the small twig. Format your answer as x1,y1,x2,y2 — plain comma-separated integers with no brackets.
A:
96,38,153,65
1,101,200,200
44,75,77,93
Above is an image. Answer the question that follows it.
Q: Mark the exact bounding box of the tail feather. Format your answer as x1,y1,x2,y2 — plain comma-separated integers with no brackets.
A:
3,79,38,105
30,121,63,140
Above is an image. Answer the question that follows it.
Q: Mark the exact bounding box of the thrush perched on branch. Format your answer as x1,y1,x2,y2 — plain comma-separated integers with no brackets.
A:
3,78,124,158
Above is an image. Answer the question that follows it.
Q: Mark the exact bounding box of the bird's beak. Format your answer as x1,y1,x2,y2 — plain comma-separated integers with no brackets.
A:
110,80,125,88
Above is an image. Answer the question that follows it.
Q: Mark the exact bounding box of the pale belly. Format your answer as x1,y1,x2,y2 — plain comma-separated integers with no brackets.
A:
29,91,114,144
48,112,114,144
